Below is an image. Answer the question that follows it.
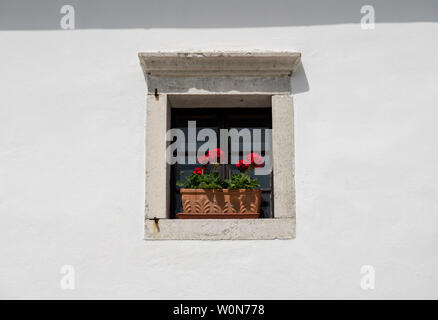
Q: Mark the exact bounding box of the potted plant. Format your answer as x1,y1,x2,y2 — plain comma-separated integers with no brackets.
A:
176,148,264,219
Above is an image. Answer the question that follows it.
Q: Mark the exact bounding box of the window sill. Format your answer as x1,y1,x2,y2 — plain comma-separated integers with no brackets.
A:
144,218,295,240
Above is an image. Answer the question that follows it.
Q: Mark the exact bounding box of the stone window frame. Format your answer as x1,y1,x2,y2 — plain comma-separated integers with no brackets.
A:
138,52,301,240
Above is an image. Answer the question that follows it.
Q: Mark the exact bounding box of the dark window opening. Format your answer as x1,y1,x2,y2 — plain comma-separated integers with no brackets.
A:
170,107,273,219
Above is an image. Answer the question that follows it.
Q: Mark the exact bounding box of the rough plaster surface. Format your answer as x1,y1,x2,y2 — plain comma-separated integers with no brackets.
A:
145,94,168,219
1,22,438,299
146,76,293,94
145,219,295,240
272,95,295,218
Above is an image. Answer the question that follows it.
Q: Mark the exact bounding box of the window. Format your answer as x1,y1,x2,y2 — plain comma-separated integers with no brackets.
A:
139,52,300,239
170,107,273,219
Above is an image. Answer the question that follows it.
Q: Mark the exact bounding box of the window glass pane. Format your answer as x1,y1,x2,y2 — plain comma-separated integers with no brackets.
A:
174,192,183,216
228,127,268,151
229,165,271,189
172,126,218,151
260,192,272,218
171,108,273,219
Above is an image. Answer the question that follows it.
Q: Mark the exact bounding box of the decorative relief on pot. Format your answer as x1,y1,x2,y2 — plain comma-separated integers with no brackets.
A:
223,201,237,213
182,199,192,213
177,189,261,219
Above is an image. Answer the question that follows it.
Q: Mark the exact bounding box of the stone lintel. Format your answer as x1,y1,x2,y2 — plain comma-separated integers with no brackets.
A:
138,52,301,94
139,52,301,77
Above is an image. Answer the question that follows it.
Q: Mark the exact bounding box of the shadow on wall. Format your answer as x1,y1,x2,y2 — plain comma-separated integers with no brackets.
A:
0,0,437,30
291,62,309,95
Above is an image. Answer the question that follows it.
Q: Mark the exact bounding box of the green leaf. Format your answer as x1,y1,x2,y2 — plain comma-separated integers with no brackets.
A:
176,180,185,187
224,173,261,189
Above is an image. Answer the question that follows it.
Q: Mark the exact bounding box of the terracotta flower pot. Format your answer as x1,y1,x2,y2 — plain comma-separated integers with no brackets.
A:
177,188,262,219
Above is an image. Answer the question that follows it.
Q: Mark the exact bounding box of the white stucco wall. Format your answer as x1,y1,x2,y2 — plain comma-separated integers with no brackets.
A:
1,21,438,298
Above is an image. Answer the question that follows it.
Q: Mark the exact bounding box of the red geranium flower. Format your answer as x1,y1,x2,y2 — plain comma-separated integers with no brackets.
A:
197,154,209,166
245,153,264,168
193,167,205,175
207,148,225,163
236,159,250,172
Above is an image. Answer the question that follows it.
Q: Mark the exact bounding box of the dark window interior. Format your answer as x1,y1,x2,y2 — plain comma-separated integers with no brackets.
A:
170,107,273,218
